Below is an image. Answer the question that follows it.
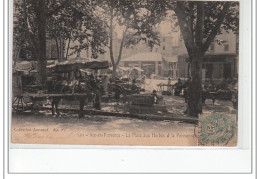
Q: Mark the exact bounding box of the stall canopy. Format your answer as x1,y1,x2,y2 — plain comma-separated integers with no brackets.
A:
108,66,131,72
47,58,109,73
133,67,144,72
15,61,32,71
13,61,35,75
163,55,178,63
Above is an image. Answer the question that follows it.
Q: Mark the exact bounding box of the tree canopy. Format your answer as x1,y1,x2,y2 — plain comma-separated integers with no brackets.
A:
14,0,109,60
165,1,239,57
94,0,167,77
164,1,239,116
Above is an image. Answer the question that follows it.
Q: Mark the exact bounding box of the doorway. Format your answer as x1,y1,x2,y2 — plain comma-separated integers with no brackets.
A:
223,63,232,79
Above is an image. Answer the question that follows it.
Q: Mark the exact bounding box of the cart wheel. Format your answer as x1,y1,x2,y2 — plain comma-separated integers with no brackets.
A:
12,96,29,112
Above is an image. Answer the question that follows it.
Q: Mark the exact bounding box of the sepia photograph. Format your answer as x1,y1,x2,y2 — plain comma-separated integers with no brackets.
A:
11,0,239,146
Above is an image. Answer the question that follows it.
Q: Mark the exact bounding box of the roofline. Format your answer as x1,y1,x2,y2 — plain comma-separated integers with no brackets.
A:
121,52,163,62
178,53,237,58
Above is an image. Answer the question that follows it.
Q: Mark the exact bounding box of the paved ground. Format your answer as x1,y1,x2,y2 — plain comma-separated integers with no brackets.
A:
54,92,235,116
11,95,235,146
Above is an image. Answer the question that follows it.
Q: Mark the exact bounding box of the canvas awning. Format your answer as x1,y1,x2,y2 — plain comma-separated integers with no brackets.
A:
163,56,178,63
108,66,131,71
47,58,109,73
133,67,144,72
15,61,32,71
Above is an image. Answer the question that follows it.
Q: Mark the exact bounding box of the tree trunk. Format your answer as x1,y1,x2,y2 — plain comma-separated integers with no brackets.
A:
112,64,117,79
59,37,63,60
55,37,60,61
187,50,203,117
65,39,71,60
36,0,47,86
66,31,72,60
109,8,116,80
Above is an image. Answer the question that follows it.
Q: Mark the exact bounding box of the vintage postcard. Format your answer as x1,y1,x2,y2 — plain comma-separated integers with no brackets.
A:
11,0,239,146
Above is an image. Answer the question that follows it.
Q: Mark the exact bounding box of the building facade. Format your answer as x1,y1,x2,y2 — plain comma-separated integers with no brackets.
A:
177,31,238,83
118,31,182,79
120,52,179,79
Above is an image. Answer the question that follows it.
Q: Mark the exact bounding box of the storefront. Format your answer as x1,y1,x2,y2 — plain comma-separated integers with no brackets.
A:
177,54,238,83
120,53,163,78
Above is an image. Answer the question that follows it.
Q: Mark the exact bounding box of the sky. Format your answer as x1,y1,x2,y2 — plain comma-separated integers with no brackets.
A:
115,20,180,41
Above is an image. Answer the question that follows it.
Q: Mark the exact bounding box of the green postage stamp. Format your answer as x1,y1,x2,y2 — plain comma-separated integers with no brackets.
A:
198,113,237,146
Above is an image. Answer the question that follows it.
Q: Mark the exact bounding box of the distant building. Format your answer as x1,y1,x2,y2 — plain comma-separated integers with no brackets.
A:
117,31,182,79
177,31,238,82
120,52,178,79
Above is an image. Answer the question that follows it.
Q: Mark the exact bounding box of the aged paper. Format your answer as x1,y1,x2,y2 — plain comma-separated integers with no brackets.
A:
11,0,239,146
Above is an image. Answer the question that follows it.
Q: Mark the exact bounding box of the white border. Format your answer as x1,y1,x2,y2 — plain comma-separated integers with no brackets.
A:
3,0,256,176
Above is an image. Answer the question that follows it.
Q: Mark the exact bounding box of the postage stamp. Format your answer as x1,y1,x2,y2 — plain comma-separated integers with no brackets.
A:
198,113,237,146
